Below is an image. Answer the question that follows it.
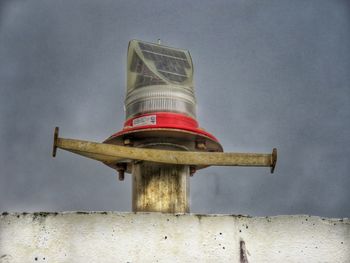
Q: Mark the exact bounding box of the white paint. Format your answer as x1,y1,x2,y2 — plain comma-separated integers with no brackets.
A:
0,212,349,262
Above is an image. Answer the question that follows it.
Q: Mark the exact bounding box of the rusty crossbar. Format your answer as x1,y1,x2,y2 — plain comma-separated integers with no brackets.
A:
53,127,277,173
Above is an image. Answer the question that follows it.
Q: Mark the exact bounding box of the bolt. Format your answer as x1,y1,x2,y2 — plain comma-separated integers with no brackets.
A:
189,166,196,177
123,138,133,146
118,170,125,181
116,163,127,181
196,141,206,150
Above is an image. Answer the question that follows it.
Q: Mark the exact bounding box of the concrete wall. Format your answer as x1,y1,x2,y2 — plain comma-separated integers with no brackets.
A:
0,212,349,262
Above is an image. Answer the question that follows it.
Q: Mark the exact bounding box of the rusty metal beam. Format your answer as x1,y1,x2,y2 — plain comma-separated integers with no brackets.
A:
53,128,277,173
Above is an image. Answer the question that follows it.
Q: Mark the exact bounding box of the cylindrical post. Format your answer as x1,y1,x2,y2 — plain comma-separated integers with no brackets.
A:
132,162,190,213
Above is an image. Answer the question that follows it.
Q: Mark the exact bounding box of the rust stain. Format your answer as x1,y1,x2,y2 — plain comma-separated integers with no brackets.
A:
55,136,275,168
240,239,249,263
132,163,189,213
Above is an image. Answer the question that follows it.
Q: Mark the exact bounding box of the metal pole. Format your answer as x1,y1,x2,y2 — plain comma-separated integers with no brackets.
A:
132,163,189,213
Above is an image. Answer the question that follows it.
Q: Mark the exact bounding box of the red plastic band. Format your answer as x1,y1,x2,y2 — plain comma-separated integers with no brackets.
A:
112,112,219,142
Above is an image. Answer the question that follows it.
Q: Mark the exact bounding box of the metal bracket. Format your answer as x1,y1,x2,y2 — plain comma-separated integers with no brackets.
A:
53,127,278,174
52,127,59,157
270,148,277,174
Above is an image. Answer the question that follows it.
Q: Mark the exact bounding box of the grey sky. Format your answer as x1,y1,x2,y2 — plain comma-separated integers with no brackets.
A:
0,0,349,217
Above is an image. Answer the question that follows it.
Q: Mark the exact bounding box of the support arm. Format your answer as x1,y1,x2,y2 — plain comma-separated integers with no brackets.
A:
52,127,277,173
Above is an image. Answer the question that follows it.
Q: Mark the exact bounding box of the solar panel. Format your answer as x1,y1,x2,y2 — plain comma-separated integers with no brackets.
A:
138,42,191,83
130,53,166,89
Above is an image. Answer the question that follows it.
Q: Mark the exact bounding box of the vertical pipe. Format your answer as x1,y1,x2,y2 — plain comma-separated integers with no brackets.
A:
132,162,190,213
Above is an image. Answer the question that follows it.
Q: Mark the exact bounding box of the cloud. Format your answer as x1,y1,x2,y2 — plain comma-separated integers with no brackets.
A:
0,0,349,217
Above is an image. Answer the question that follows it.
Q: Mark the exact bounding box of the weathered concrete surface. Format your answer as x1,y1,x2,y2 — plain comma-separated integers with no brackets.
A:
0,212,349,262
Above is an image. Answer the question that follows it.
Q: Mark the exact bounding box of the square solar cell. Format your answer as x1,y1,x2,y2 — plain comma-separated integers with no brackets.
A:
137,41,192,83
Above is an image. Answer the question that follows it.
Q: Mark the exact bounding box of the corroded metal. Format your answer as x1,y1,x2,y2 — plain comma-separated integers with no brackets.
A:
271,148,277,173
53,127,277,213
132,163,189,213
116,163,127,181
52,127,59,157
53,134,276,172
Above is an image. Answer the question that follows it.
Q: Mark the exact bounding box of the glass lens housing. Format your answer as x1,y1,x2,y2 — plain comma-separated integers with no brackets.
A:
125,40,196,120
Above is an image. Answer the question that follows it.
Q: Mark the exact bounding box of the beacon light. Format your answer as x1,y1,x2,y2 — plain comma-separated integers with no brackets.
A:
52,40,277,213
102,40,224,175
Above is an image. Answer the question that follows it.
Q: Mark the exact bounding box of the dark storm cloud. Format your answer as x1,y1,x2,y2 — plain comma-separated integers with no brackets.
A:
0,0,349,217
